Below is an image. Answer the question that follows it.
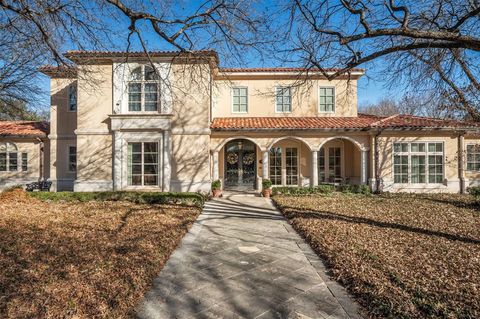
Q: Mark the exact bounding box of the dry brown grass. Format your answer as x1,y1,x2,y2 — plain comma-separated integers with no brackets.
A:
0,189,201,318
273,192,480,319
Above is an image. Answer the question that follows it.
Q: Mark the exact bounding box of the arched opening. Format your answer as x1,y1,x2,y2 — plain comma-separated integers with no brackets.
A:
222,139,258,191
318,138,364,184
268,137,312,187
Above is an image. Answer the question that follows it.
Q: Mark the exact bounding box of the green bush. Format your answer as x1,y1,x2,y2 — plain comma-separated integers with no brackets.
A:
262,178,272,190
272,184,371,196
467,186,480,197
211,180,221,190
29,191,205,207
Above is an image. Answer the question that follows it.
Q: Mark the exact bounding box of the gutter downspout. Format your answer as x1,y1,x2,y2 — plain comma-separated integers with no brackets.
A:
458,132,466,194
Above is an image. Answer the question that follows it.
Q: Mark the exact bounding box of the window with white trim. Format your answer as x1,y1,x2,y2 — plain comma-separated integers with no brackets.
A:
269,147,282,186
128,65,159,112
318,148,325,182
319,87,335,112
22,152,28,172
127,142,159,186
0,142,18,172
467,144,480,171
275,87,291,112
393,142,444,184
69,84,77,111
232,87,248,113
328,147,341,179
286,147,298,185
68,146,77,172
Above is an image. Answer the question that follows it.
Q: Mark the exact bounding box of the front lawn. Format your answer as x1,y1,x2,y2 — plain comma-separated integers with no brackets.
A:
273,193,480,318
0,189,201,318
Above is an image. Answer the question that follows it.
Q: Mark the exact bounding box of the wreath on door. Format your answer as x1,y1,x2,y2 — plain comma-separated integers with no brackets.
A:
226,152,238,165
242,153,255,165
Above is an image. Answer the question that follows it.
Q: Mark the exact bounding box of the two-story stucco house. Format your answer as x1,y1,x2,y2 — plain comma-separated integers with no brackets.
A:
4,50,476,194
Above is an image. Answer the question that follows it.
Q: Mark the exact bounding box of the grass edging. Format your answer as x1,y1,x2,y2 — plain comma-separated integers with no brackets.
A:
29,191,205,207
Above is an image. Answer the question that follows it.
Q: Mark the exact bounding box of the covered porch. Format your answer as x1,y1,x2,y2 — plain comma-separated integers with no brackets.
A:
210,134,370,191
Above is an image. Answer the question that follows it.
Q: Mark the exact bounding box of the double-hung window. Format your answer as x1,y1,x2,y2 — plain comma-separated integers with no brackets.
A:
467,144,480,171
127,142,159,186
232,87,248,113
128,65,159,112
275,87,291,112
319,87,335,113
21,153,28,172
393,142,444,184
0,142,18,172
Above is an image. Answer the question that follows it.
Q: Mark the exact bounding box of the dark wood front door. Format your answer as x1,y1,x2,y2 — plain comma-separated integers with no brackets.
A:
224,140,256,190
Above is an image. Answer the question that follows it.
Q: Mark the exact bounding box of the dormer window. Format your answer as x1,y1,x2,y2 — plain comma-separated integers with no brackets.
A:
128,65,159,112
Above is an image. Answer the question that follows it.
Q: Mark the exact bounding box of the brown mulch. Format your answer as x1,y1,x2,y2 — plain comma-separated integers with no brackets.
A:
0,189,201,318
273,193,480,319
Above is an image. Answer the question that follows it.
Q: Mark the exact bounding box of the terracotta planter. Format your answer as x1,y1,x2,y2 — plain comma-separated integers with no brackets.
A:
212,189,222,197
262,188,272,198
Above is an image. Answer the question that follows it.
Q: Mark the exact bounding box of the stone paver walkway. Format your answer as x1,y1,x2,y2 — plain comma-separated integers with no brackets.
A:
136,194,362,319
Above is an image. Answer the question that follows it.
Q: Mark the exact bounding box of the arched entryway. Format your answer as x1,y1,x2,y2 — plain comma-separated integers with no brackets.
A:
224,139,257,190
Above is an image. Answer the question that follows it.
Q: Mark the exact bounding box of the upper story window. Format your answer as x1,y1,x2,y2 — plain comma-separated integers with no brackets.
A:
319,87,335,113
128,65,159,112
232,87,248,113
68,84,77,111
0,142,18,172
275,87,291,113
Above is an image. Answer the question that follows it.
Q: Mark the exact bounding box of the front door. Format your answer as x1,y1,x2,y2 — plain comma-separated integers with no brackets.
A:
224,140,256,190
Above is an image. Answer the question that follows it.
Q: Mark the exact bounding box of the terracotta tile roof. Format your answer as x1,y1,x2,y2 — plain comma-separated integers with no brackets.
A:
219,67,365,73
0,121,49,137
211,114,480,131
39,65,77,78
64,50,218,61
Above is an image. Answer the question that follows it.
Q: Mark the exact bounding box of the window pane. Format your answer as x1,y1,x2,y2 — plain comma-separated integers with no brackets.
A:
22,153,28,171
286,147,298,185
0,153,6,171
9,153,17,171
144,175,158,186
144,66,158,80
130,67,142,81
69,85,77,111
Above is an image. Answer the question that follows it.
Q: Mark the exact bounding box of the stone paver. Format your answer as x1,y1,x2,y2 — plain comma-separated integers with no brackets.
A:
136,194,363,319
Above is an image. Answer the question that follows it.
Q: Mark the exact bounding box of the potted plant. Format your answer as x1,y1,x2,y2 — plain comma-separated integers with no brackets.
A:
262,178,273,198
211,179,222,197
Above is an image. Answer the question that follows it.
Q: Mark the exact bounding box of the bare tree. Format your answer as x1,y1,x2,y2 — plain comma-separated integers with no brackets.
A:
285,0,480,119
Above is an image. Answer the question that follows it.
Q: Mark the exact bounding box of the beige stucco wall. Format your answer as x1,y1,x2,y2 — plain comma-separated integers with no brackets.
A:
0,138,45,189
213,77,358,118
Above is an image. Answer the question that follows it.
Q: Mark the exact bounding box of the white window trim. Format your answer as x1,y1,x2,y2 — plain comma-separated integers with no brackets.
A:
274,86,292,114
0,142,19,172
285,147,300,186
127,65,161,114
269,147,282,186
466,143,480,171
318,86,336,114
21,152,28,172
231,86,248,114
125,140,161,189
68,145,77,173
391,141,445,185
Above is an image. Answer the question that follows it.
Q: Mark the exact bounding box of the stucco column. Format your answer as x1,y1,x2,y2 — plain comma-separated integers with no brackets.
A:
262,150,269,180
212,151,219,181
458,133,466,194
361,149,368,185
311,150,318,187
162,130,172,192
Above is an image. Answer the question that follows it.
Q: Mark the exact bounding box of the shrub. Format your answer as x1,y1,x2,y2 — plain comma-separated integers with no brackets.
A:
467,186,480,197
272,184,335,196
211,180,221,190
262,178,272,190
29,191,205,207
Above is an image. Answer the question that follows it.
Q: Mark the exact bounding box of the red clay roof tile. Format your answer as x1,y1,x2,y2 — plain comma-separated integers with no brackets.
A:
0,121,49,137
211,114,480,131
